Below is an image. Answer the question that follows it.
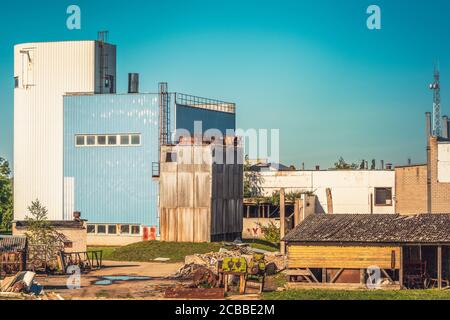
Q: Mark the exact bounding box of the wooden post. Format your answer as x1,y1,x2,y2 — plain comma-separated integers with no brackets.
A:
399,247,404,289
360,269,365,286
438,245,443,290
294,199,299,227
246,205,250,218
322,268,327,283
280,188,286,255
326,188,333,214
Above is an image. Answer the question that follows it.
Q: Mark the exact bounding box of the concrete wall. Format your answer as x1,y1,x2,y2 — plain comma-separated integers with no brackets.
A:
258,170,396,214
14,41,116,221
395,165,427,214
438,142,450,183
13,223,87,253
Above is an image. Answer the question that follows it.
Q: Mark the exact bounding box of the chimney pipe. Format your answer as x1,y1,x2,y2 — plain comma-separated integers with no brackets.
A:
425,112,432,139
128,73,139,94
386,163,392,170
443,115,449,139
315,165,320,171
381,160,385,170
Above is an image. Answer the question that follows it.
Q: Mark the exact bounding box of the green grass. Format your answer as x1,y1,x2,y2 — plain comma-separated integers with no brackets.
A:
89,241,224,263
89,239,279,263
263,289,450,300
243,239,279,252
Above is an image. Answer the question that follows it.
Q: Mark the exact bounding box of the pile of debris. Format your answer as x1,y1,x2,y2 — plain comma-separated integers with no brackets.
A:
0,271,63,300
175,243,286,279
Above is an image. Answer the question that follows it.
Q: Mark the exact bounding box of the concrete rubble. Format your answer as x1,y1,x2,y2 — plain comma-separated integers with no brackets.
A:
175,243,286,278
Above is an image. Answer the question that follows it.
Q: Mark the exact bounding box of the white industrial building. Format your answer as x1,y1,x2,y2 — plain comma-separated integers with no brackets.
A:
14,40,116,220
257,170,396,214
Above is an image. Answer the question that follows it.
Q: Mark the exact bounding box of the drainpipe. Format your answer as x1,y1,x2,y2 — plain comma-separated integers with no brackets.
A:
426,112,432,213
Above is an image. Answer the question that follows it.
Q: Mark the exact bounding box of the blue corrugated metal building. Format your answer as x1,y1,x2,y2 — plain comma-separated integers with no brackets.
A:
63,90,236,241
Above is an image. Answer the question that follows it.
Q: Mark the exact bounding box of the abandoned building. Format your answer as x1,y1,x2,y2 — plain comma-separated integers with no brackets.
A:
13,38,238,245
159,141,243,242
284,214,450,289
395,113,450,214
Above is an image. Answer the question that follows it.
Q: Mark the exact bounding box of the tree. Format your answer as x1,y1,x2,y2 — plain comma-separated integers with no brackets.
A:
333,157,358,170
25,200,66,271
0,157,13,231
243,155,264,198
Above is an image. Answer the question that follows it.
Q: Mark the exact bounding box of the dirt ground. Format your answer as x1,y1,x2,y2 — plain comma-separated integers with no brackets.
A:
36,261,188,300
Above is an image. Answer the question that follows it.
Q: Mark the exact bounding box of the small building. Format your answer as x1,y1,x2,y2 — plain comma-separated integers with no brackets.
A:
159,140,243,242
0,236,27,276
284,214,450,289
13,219,87,253
252,169,396,214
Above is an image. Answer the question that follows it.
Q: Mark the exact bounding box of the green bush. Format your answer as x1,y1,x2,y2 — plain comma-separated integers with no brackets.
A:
257,221,280,244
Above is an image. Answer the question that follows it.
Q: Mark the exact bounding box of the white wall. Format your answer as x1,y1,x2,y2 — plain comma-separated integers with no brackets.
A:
258,170,396,214
438,142,450,183
14,41,116,221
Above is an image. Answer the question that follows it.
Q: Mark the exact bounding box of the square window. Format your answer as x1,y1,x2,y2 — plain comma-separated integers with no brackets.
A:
86,136,96,145
131,135,141,145
375,188,392,206
76,136,85,146
97,225,106,234
108,136,117,145
14,76,19,88
131,225,140,235
120,135,130,145
165,152,177,163
108,225,117,234
120,225,130,234
64,241,73,249
87,225,96,234
97,136,106,145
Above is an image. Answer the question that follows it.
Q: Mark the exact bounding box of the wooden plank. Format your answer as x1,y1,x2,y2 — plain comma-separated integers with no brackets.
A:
381,269,394,284
330,269,344,283
288,245,401,269
306,268,319,283
399,247,404,289
438,245,443,290
280,188,286,255
294,199,299,227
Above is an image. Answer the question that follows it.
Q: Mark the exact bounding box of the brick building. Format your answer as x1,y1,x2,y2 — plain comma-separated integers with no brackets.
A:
395,113,450,214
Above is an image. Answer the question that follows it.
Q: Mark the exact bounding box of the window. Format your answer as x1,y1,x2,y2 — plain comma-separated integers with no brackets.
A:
97,225,106,234
64,241,73,249
120,225,130,234
86,136,96,146
166,152,177,163
75,134,141,147
108,225,117,234
76,136,85,146
131,225,140,235
108,136,117,145
87,225,96,234
120,135,130,145
131,135,141,145
375,188,393,206
14,76,19,88
97,136,106,145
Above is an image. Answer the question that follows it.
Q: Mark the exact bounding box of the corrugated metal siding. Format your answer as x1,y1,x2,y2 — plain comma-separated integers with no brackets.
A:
0,236,27,253
64,94,160,227
175,104,236,136
14,41,116,221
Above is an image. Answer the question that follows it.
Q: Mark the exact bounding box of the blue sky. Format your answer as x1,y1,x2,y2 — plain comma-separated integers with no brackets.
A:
1,0,450,169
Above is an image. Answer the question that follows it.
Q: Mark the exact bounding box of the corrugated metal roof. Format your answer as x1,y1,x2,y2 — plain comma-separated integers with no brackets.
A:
284,214,450,244
0,236,27,252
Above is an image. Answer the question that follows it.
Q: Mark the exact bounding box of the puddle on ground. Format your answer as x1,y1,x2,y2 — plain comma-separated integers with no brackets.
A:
94,276,152,286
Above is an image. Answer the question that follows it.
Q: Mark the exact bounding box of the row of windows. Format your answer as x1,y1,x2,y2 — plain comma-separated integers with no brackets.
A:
76,134,141,147
87,224,141,236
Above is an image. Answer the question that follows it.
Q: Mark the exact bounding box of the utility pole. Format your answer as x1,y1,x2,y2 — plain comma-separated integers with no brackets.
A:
280,188,286,255
430,65,442,137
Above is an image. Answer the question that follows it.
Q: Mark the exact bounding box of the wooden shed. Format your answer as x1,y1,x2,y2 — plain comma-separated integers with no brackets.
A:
284,214,450,289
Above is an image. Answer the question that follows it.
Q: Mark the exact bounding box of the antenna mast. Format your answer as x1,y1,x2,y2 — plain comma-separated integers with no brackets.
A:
430,65,442,137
